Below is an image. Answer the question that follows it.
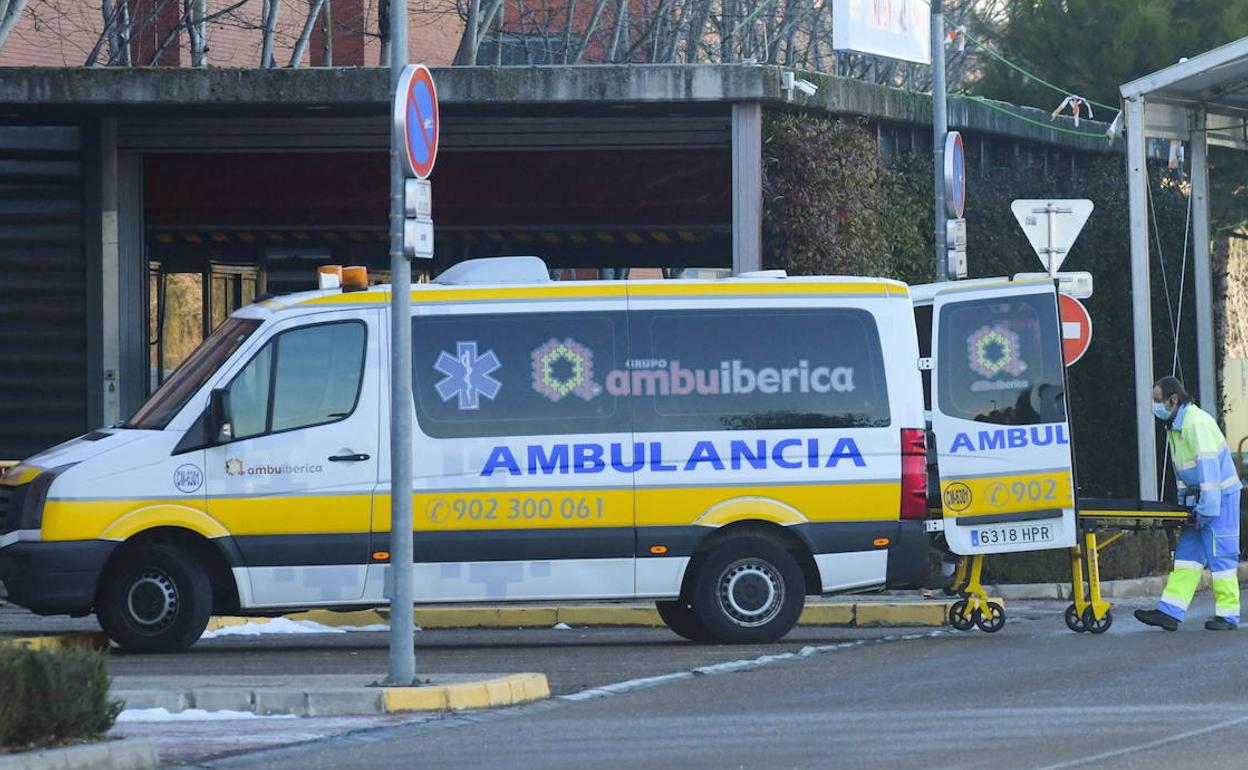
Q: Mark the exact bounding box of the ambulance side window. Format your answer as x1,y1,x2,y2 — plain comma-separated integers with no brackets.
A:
411,312,629,439
225,321,367,440
631,308,890,432
937,295,1065,425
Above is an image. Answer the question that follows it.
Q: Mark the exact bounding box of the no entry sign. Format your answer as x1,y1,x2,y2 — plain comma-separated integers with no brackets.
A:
394,64,439,179
1058,293,1092,366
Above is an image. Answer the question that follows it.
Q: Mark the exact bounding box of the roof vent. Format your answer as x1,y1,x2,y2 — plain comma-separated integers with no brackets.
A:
433,256,551,285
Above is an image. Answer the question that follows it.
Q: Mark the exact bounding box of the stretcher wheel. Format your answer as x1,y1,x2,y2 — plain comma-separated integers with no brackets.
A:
949,599,977,631
1064,604,1087,633
975,602,1006,633
1082,606,1113,634
975,602,1005,633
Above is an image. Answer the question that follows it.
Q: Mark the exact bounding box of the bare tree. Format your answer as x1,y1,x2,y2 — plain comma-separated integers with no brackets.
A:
260,0,281,66
0,0,31,51
321,0,332,64
290,0,326,65
435,0,996,95
186,0,206,65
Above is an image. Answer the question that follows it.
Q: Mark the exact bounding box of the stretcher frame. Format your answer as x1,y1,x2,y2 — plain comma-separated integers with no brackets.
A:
945,497,1189,633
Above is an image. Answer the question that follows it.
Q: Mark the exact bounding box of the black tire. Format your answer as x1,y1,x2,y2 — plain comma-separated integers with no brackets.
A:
1064,603,1087,633
691,537,805,644
96,542,213,653
949,599,977,631
975,601,1006,633
1083,606,1113,634
656,599,715,642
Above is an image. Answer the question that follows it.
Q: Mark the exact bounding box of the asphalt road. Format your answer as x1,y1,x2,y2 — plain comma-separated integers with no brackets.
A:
173,592,1248,770
110,625,917,696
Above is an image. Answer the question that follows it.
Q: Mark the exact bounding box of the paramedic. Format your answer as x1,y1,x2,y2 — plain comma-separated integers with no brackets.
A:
1135,376,1242,631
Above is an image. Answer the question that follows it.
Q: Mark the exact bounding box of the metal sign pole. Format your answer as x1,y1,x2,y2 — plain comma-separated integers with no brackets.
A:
931,0,948,282
1046,205,1057,277
387,0,415,685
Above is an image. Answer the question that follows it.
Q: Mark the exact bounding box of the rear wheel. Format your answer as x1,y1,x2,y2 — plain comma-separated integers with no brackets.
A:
692,537,805,644
656,599,714,642
96,542,213,653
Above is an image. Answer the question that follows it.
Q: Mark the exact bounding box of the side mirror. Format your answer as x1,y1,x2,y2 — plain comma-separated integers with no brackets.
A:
208,388,233,443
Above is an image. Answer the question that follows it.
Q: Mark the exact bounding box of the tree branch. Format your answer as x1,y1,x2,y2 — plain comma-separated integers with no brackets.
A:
260,0,281,67
290,0,327,66
0,0,29,53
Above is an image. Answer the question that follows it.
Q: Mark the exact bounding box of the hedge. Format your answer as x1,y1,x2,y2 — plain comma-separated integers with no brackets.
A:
761,111,1200,581
0,646,120,750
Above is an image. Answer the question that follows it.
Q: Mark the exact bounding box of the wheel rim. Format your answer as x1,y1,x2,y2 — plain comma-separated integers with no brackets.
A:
716,559,784,627
125,569,179,632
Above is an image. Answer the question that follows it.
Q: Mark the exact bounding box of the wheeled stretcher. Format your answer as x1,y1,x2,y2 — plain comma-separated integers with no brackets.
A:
943,497,1190,634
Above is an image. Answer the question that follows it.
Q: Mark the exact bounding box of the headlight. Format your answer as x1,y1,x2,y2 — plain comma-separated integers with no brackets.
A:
17,464,76,531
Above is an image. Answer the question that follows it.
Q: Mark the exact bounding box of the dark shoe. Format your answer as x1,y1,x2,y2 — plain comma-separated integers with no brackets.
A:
1134,608,1179,631
1205,617,1238,631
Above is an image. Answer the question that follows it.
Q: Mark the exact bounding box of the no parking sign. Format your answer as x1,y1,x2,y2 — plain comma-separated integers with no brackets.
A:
393,64,439,180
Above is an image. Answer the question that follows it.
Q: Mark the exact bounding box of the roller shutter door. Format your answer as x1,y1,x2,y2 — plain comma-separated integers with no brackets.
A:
0,127,85,460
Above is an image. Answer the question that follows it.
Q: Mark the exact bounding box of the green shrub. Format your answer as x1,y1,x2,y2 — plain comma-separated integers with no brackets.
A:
0,646,121,749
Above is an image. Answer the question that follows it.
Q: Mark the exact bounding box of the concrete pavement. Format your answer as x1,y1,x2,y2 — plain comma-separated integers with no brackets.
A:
112,672,550,716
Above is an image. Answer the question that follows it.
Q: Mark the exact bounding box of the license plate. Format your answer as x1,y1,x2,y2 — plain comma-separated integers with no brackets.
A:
970,522,1056,548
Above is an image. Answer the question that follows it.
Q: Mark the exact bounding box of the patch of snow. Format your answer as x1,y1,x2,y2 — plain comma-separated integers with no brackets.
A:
552,622,572,630
116,708,297,723
201,618,393,639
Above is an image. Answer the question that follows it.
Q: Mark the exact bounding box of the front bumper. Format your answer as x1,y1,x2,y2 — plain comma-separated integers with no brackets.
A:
885,519,933,589
0,540,117,616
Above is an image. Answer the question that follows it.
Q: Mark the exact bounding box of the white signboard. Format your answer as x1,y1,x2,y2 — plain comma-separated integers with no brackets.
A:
832,0,930,64
1010,199,1094,276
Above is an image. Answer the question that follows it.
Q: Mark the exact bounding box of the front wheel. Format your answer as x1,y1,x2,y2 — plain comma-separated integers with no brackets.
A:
656,599,714,642
692,537,805,644
96,542,213,653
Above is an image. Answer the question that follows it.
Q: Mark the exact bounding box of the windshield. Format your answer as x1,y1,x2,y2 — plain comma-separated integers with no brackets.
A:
126,318,262,430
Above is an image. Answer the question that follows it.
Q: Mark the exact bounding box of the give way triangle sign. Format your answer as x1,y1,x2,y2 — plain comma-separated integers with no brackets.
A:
1010,199,1094,275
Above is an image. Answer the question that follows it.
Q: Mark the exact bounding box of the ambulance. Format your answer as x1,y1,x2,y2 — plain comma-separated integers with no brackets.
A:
913,277,1080,560
0,257,1076,652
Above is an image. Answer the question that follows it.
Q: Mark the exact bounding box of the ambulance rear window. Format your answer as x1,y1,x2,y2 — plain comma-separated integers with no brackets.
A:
937,294,1066,426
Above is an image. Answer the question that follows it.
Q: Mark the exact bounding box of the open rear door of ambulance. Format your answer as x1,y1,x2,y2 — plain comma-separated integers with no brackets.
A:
930,279,1077,555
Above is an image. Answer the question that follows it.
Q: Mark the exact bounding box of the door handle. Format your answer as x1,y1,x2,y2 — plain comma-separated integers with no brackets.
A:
328,453,370,462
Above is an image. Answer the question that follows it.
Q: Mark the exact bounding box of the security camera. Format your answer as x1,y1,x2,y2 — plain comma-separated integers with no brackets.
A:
781,71,819,97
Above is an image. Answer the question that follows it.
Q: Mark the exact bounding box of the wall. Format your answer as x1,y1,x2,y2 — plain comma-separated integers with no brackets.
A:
0,0,462,67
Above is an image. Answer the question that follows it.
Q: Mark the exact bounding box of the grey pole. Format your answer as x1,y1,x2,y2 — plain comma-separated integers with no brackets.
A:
1125,95,1158,500
730,102,763,274
387,0,415,685
931,0,948,281
1190,105,1217,417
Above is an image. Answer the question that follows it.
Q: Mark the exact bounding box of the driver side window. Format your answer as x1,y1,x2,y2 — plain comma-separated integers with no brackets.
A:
225,321,366,441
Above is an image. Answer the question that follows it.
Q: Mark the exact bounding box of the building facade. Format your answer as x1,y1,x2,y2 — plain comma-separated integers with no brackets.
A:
0,64,1118,459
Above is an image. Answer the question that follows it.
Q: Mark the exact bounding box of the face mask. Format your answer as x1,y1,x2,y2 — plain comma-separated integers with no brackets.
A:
1152,401,1174,421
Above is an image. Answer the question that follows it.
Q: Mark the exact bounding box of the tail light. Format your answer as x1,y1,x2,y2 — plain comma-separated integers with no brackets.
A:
900,428,928,520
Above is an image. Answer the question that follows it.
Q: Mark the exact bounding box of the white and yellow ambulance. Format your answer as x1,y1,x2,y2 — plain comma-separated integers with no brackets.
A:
913,278,1079,557
0,257,1076,652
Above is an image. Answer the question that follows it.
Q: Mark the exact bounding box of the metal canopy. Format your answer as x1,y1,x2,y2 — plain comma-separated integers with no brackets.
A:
1121,36,1248,499
1121,36,1248,149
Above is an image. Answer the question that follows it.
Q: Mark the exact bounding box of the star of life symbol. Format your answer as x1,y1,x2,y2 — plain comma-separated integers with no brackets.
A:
434,341,502,410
